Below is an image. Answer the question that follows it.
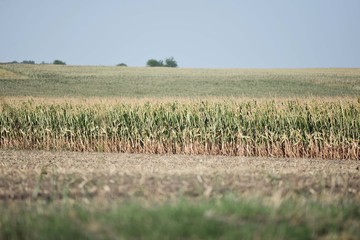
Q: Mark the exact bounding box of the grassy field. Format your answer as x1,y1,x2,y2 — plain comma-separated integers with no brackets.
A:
1,64,360,238
0,64,360,98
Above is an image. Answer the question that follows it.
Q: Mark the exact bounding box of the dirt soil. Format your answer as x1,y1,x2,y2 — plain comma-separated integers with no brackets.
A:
0,150,359,203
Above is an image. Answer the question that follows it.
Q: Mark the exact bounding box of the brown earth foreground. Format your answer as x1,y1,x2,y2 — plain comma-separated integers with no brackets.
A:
0,150,359,204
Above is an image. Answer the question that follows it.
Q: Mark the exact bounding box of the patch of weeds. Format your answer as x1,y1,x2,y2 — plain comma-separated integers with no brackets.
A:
1,197,359,240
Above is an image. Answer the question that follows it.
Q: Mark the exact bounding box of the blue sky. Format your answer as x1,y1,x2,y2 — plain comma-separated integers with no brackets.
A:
1,0,359,68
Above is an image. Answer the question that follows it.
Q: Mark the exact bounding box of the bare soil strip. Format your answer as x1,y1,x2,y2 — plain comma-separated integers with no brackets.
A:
0,150,359,203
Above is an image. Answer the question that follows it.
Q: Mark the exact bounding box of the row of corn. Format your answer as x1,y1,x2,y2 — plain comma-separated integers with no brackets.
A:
0,100,359,159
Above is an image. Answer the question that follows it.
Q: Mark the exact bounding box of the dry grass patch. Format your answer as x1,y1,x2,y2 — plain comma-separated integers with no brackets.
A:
0,68,27,80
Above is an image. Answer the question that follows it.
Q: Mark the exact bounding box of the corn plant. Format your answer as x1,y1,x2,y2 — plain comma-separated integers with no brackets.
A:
0,100,359,160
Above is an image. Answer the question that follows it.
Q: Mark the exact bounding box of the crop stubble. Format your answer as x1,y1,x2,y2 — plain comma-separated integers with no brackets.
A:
1,150,359,204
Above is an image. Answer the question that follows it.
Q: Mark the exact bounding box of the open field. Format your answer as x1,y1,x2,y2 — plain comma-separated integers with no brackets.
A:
1,65,360,238
0,64,360,98
1,150,360,239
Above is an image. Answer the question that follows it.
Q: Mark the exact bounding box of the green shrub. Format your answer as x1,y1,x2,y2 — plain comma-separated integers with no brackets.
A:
53,60,66,65
147,59,164,67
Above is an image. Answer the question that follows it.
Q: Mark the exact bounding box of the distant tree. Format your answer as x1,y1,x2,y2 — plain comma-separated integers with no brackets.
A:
10,61,18,64
146,59,164,67
164,57,178,68
117,63,127,67
53,60,66,65
21,60,35,64
147,57,178,67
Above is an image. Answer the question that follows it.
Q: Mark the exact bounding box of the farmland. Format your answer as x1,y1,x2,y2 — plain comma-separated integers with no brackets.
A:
1,150,360,239
1,64,360,239
1,64,360,98
1,100,359,160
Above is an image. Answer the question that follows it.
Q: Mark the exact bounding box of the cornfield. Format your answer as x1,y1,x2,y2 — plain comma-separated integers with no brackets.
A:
0,100,359,160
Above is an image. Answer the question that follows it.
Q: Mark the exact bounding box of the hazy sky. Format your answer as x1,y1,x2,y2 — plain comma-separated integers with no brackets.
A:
1,0,359,68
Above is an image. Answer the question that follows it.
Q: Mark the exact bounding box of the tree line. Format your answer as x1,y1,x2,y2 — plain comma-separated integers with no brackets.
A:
3,57,178,67
2,60,66,65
